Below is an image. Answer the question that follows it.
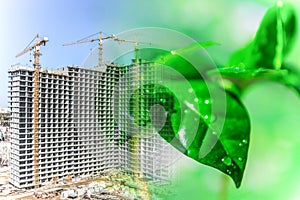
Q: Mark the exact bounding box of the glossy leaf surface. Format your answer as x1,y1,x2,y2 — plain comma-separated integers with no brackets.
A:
129,79,250,188
123,44,251,187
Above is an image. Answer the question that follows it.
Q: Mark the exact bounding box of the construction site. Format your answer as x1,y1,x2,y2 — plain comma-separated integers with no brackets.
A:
1,33,179,199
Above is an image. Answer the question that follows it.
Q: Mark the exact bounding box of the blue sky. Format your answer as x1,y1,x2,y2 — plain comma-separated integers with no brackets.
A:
1,0,299,107
1,0,142,107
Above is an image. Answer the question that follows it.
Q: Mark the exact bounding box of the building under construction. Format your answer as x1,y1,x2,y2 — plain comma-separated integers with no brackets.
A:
8,62,177,189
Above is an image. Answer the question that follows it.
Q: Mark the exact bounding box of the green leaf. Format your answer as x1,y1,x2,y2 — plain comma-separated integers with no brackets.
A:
131,79,250,188
120,46,250,188
207,67,288,94
228,2,297,70
280,64,300,96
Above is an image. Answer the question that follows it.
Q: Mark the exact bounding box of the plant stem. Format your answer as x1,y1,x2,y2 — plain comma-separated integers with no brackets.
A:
218,174,229,200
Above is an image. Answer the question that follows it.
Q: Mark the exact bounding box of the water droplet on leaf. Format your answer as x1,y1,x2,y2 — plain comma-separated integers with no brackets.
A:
210,114,217,123
222,156,232,166
187,148,198,157
160,98,166,104
211,131,217,135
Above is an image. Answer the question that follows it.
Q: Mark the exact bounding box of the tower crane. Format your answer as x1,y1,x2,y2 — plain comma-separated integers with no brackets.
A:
16,34,49,189
114,36,151,64
64,32,152,198
63,32,115,67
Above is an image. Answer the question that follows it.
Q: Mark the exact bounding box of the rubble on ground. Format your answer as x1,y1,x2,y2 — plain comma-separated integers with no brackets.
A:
0,168,174,200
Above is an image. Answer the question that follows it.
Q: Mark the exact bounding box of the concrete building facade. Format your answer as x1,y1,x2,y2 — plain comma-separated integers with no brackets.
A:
116,62,177,182
8,63,176,189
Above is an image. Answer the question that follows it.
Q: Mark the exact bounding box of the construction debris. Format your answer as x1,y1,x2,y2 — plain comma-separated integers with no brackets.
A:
0,168,175,199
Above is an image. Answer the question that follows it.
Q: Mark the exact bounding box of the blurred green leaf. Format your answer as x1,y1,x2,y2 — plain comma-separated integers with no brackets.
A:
228,2,297,70
280,64,300,96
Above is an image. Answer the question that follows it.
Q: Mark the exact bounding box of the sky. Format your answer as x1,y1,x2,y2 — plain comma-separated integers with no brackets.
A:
1,0,300,107
0,0,272,107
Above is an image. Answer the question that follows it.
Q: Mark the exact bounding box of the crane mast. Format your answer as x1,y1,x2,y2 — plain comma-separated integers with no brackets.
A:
113,35,151,199
16,34,48,189
63,32,152,198
114,37,151,64
63,32,115,67
99,32,103,67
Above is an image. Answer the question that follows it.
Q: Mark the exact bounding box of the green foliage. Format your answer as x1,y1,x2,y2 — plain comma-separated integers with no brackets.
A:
128,47,250,187
225,1,300,98
126,2,298,190
280,64,300,95
223,2,298,93
130,81,250,188
228,2,297,70
157,2,298,188
202,1,298,188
